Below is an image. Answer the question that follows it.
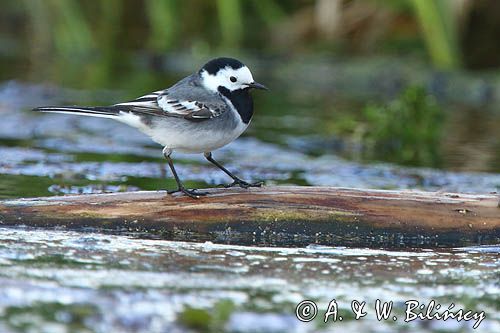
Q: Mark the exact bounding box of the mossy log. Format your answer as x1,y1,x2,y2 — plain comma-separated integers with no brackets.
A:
0,186,498,247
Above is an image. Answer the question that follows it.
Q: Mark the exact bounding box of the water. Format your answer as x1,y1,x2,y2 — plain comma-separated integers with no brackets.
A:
0,79,499,199
0,227,497,333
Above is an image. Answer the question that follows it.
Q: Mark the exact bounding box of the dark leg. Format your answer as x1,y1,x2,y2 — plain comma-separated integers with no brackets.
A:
163,148,207,198
204,152,263,188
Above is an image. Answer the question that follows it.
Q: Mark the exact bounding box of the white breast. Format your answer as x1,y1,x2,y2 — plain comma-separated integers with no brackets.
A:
163,121,248,153
116,111,249,154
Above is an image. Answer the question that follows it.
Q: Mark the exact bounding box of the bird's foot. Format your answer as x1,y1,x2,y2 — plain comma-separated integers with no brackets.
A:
167,187,208,199
220,179,264,189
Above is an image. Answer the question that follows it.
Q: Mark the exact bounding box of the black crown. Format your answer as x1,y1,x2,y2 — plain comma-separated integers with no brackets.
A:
201,57,244,75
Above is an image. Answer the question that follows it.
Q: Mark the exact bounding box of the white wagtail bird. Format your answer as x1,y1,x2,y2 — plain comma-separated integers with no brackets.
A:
34,57,268,198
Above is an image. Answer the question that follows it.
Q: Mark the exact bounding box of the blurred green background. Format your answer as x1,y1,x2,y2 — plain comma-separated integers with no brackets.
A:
0,0,499,189
3,0,500,81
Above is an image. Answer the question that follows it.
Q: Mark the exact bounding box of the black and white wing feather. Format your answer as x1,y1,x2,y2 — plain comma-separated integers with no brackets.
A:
156,92,225,121
155,74,228,121
114,76,227,121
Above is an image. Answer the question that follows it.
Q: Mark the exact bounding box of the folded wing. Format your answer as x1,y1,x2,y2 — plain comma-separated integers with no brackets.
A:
34,75,228,122
113,90,225,122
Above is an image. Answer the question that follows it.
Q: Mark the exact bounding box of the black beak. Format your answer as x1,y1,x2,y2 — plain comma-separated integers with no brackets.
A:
247,82,268,91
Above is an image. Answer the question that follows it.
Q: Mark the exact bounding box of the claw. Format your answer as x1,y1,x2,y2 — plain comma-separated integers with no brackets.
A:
167,187,208,199
223,179,263,189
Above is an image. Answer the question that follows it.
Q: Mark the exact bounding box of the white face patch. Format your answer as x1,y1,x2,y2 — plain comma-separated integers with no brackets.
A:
200,66,254,92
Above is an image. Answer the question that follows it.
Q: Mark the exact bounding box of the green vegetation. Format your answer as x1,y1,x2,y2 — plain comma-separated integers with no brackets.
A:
8,0,493,87
145,0,178,52
4,302,98,332
362,86,444,167
410,0,461,69
216,0,243,49
178,300,235,332
0,174,54,199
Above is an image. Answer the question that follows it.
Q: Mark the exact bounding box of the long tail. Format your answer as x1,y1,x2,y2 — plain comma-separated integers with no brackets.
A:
32,106,121,119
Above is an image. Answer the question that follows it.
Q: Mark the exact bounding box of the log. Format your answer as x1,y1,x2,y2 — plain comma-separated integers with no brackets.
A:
0,186,498,247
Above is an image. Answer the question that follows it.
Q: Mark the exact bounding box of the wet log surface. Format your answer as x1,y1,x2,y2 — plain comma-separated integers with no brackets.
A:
0,186,499,248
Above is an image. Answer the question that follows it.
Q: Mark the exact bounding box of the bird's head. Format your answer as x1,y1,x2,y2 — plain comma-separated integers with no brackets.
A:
199,57,268,93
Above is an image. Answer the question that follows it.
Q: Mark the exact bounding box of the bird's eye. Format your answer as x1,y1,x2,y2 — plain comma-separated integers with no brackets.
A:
230,76,237,83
